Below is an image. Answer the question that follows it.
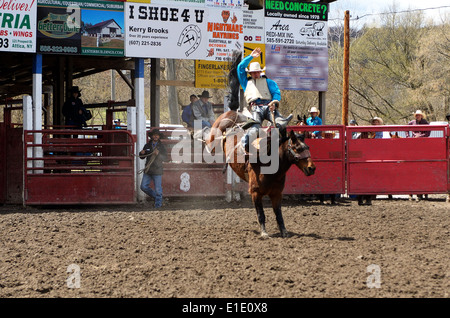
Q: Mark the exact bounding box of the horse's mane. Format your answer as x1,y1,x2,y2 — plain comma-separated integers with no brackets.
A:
280,135,290,144
227,50,242,111
280,131,305,145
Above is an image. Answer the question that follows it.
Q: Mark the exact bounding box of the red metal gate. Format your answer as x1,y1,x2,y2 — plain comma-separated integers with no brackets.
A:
24,129,136,205
346,125,449,195
1,105,24,204
284,125,346,195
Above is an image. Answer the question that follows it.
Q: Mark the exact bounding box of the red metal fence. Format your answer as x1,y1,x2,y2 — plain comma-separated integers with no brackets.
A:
23,129,136,205
2,123,449,205
284,125,346,195
139,124,450,199
346,125,449,195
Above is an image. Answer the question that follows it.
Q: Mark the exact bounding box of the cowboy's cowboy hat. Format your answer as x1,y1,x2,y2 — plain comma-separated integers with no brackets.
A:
413,110,426,119
371,117,384,125
69,86,82,97
148,129,164,138
198,90,212,99
245,62,266,73
309,107,320,116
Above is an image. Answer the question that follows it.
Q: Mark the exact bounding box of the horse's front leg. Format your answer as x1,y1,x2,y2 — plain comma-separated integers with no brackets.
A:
270,192,288,238
252,192,268,238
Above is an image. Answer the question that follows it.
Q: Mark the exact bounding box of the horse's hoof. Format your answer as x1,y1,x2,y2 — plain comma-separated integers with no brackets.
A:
281,230,289,238
260,232,270,239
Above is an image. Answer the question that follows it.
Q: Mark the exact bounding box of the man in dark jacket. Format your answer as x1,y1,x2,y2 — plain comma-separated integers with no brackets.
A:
62,86,87,129
182,94,197,128
139,129,168,208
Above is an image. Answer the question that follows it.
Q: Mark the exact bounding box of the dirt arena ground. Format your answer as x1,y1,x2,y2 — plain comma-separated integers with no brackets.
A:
0,195,448,298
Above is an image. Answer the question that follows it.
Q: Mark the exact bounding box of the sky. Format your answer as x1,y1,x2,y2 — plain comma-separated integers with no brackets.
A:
328,0,450,25
81,10,124,28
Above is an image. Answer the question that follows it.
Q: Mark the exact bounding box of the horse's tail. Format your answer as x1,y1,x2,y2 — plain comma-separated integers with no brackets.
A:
227,50,242,111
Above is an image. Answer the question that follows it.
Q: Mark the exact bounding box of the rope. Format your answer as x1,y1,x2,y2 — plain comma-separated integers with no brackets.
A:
136,151,157,175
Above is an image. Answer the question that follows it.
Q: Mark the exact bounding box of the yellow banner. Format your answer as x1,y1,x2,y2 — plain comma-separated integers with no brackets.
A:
126,0,151,3
195,60,231,89
195,45,266,89
243,43,266,70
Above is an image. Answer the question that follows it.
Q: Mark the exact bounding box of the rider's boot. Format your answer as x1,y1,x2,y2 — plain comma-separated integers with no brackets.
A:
241,125,259,157
274,114,293,130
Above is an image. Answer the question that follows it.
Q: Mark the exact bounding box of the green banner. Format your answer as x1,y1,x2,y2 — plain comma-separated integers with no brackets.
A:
37,0,124,56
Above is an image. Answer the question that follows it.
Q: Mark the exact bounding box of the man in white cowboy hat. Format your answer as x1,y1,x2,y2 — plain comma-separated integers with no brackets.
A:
306,107,323,138
237,47,293,151
406,110,430,138
192,90,215,128
370,116,384,139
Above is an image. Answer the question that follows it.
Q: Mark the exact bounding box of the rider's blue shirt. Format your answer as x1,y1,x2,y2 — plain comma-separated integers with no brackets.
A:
237,54,281,102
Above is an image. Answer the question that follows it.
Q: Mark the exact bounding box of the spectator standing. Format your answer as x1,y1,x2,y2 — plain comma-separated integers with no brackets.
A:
406,110,430,138
306,107,323,139
139,129,168,208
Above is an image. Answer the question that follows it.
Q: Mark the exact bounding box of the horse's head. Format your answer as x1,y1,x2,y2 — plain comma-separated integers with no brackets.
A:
285,130,316,176
295,114,307,126
390,131,401,138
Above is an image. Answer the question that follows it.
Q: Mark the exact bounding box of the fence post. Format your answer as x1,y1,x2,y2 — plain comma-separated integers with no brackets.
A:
342,11,350,126
33,53,43,173
135,58,146,202
23,95,33,205
127,106,137,200
23,95,33,170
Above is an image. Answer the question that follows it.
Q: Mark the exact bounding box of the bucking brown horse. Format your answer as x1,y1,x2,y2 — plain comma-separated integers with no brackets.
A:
205,51,316,238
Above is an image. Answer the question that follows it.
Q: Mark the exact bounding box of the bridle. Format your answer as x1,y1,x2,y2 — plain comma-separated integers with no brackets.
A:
287,138,311,162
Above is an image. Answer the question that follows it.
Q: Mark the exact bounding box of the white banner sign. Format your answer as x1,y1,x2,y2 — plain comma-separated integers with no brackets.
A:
205,7,243,61
205,0,243,9
150,0,205,7
265,17,327,47
125,2,243,61
125,3,207,59
242,4,264,44
150,0,244,8
0,0,37,52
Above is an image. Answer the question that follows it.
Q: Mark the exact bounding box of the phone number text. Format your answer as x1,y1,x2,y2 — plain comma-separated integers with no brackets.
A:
40,45,78,53
128,40,162,46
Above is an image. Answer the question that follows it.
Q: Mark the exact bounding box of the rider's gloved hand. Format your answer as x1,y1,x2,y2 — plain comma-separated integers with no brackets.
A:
268,100,279,112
